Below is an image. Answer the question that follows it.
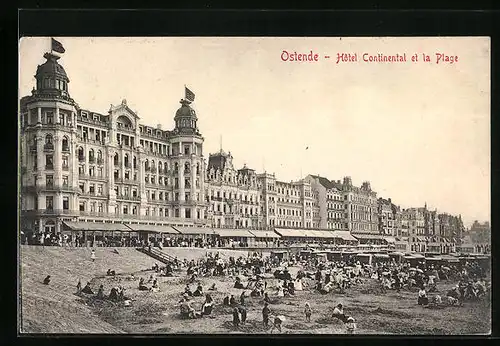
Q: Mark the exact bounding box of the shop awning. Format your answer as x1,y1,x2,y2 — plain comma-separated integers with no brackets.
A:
213,229,255,238
331,231,358,242
248,230,280,238
412,254,425,259
63,221,131,232
302,230,331,238
125,224,179,234
274,228,308,238
173,226,215,235
389,252,405,256
352,233,384,240
384,237,396,243
374,254,390,259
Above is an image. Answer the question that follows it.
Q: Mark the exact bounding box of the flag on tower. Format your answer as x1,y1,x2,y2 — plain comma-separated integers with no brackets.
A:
185,86,195,102
51,38,65,54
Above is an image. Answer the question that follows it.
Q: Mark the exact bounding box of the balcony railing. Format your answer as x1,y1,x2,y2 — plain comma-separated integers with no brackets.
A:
78,156,85,162
116,195,141,201
45,164,54,170
89,157,96,164
97,158,104,165
43,143,54,151
62,146,70,152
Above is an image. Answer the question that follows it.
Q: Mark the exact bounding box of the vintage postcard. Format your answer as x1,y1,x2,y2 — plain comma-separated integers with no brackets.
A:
18,37,490,335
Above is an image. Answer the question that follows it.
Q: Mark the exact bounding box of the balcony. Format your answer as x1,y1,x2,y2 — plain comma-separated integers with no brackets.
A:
45,164,54,170
89,157,96,164
116,195,141,201
43,143,54,152
78,156,85,163
114,161,120,167
22,209,78,216
124,162,131,168
62,146,70,153
97,158,104,165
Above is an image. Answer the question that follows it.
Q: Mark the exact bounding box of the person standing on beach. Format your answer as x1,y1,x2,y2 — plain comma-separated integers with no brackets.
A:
262,302,271,327
91,249,96,262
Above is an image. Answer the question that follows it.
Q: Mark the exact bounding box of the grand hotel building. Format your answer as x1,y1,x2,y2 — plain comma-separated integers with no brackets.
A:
20,52,207,236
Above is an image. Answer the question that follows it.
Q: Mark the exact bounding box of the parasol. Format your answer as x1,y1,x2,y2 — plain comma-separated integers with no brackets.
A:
409,268,417,271
416,268,424,273
442,266,451,271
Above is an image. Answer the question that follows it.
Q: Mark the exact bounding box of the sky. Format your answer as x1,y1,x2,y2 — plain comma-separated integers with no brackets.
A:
19,37,490,227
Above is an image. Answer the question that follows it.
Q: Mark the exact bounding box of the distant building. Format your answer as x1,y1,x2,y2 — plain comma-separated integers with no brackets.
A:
205,150,261,229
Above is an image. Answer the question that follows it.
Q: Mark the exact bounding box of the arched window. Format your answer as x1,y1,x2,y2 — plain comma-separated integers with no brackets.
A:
114,153,119,166
97,150,103,161
78,147,84,161
151,160,155,170
89,149,94,160
62,136,69,151
145,159,149,170
184,162,190,174
164,161,168,173
158,161,162,170
124,154,129,167
45,134,53,145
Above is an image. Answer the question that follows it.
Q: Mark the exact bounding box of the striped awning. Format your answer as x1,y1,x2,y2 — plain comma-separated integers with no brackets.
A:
331,231,358,242
173,226,215,235
248,230,280,238
213,229,255,238
125,224,179,234
274,228,308,237
352,233,384,240
63,221,130,232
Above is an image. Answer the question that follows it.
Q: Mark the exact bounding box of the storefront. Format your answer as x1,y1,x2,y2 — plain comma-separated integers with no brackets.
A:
62,221,133,247
212,229,256,247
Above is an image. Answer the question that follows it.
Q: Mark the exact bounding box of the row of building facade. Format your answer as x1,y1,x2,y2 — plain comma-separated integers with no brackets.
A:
19,50,479,253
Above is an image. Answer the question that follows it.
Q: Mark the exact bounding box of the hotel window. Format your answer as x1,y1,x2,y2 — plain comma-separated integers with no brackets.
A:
145,175,149,183
45,196,54,210
46,175,53,187
197,193,200,201
132,189,137,197
114,187,119,196
185,208,191,218
175,193,179,201
33,154,37,170
114,170,119,180
98,203,103,213
123,206,128,214
79,202,85,212
46,112,54,124
125,171,130,180
124,187,129,196
159,177,163,184
63,196,69,210
175,209,179,217
184,145,190,155
174,178,179,188
185,178,191,188
165,209,169,217
62,155,68,169
97,184,103,195
159,192,163,200
79,183,85,193
145,208,149,216
45,155,53,169
98,167,103,177
132,206,137,215
151,176,155,184
90,202,96,212
185,192,190,201
152,192,156,200
62,175,68,187
89,184,95,194
89,167,95,177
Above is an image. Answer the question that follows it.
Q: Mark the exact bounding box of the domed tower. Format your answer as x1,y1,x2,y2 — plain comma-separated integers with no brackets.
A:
20,49,80,239
174,99,200,135
169,94,206,223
